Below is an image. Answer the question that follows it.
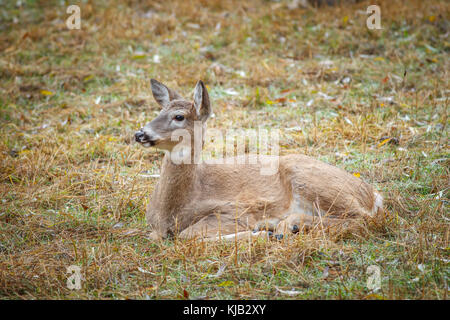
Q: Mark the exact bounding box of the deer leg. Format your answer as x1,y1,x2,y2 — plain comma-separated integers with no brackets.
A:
177,214,246,240
252,217,281,233
203,230,271,242
274,212,346,239
179,224,271,242
177,214,272,242
147,231,164,241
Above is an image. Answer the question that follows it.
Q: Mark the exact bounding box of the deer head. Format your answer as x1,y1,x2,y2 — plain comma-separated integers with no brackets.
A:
135,79,211,152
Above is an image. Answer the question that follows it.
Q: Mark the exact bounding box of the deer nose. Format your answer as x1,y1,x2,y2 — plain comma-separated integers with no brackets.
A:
135,131,145,142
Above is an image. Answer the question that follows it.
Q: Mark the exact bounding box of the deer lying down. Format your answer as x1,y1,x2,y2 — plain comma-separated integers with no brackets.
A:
135,79,383,241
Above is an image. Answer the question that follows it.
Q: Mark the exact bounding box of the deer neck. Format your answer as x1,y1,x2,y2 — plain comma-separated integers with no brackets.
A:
155,152,197,215
150,131,205,236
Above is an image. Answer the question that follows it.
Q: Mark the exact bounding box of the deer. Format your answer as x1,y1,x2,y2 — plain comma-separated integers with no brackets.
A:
134,79,384,241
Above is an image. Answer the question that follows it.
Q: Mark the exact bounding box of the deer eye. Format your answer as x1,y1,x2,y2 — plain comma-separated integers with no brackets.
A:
174,115,185,121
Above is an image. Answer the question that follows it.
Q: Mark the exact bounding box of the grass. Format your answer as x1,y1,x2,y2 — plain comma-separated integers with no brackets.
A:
0,0,448,299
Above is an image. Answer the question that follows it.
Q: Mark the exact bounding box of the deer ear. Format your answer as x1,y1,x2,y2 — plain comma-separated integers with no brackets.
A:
150,79,182,108
193,80,211,121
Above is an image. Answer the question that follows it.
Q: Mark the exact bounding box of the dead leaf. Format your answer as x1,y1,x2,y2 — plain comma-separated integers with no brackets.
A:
275,286,302,296
137,267,154,274
218,280,234,287
40,90,53,96
378,137,391,147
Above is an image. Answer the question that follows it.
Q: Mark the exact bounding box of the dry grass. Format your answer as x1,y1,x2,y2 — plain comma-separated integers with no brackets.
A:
0,0,448,299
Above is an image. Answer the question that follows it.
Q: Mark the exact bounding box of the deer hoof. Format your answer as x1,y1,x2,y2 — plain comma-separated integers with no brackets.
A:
147,231,163,241
275,234,283,241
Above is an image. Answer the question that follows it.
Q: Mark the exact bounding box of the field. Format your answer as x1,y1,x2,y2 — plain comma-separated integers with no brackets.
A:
0,0,448,299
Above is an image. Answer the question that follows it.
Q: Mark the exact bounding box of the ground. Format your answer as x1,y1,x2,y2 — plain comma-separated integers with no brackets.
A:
0,0,448,299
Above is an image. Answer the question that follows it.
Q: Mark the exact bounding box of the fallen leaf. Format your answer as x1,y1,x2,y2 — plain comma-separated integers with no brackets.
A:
378,137,391,147
83,75,94,82
113,222,124,229
275,286,302,296
274,97,286,103
137,267,153,274
40,90,53,96
132,54,146,60
218,280,234,287
364,293,385,300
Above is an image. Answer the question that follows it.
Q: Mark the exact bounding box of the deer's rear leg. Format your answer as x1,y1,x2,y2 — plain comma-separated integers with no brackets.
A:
252,217,280,234
274,213,346,239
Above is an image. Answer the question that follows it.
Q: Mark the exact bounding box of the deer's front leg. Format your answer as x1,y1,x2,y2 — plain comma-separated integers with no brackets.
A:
177,208,259,240
147,230,164,241
178,216,272,242
146,207,172,240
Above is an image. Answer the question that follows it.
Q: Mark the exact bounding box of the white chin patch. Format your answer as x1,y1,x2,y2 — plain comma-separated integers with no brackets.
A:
142,142,152,147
